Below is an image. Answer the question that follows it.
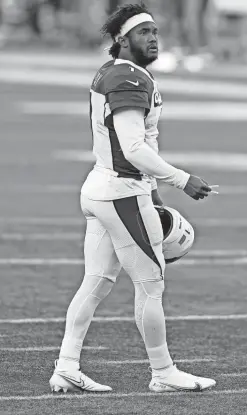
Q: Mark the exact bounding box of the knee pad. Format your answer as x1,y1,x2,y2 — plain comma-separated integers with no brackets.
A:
134,280,166,344
135,280,165,301
80,275,114,301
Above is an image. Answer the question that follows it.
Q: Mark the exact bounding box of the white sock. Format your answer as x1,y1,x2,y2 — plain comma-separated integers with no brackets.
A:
146,343,173,371
58,275,113,366
134,281,173,370
152,362,176,377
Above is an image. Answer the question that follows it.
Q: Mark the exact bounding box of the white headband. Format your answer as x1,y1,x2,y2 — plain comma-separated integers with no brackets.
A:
115,13,155,42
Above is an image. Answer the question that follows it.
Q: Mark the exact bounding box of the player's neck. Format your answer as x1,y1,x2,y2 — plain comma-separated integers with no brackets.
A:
117,51,147,68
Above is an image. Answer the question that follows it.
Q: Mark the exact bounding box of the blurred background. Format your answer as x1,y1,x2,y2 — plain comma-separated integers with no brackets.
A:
1,0,247,69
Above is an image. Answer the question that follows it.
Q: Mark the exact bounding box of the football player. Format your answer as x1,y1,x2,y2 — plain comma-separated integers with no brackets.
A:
50,2,216,393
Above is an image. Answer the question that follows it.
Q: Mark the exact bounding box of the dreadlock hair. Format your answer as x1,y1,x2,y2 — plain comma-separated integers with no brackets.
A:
101,2,153,59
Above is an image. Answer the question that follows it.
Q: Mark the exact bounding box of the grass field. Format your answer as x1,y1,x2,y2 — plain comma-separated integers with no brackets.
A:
0,57,247,415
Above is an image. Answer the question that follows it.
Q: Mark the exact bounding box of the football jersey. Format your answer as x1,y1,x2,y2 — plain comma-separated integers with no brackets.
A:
81,58,163,200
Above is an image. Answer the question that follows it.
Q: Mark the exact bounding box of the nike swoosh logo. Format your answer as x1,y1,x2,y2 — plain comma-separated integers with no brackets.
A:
126,80,139,86
59,373,85,388
155,381,202,392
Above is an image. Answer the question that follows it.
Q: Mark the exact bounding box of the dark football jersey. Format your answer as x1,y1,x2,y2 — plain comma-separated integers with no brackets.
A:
89,58,162,180
81,58,163,200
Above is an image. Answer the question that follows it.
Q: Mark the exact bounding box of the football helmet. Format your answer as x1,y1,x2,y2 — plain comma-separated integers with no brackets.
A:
155,206,194,263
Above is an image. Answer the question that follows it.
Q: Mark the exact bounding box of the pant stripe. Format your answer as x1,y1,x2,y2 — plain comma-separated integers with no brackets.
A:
113,196,162,273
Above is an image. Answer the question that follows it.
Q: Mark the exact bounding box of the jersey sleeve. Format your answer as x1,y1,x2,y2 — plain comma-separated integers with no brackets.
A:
145,127,159,190
105,68,150,112
113,108,190,190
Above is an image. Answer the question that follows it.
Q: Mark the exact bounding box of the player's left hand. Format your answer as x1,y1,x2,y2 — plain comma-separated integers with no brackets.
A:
151,188,164,207
183,175,212,200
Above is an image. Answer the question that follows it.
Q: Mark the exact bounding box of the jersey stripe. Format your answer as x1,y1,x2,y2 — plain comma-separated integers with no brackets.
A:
113,196,162,274
105,114,142,180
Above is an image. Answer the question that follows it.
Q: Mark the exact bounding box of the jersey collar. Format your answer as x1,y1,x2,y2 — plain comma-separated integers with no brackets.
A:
114,58,154,82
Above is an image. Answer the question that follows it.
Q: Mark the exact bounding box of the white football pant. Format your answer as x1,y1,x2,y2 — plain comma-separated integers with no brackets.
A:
59,194,173,371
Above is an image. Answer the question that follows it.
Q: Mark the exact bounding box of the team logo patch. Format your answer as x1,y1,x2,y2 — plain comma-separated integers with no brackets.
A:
154,91,162,107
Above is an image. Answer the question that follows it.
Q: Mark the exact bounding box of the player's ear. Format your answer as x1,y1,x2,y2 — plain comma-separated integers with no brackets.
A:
118,36,128,49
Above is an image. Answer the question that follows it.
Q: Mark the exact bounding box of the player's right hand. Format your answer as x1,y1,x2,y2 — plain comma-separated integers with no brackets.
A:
183,175,212,200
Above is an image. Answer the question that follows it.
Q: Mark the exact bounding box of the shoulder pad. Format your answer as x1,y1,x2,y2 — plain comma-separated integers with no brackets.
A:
104,63,152,94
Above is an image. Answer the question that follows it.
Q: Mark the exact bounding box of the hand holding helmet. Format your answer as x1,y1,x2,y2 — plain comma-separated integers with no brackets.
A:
154,205,194,264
